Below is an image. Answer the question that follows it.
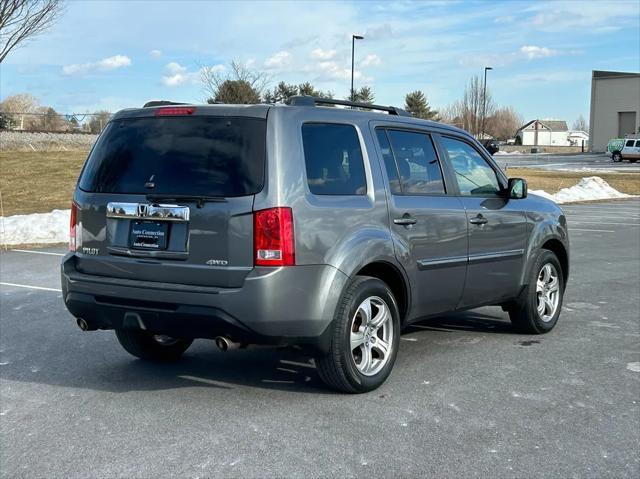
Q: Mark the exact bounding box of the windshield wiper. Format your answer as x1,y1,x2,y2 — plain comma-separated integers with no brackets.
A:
145,194,227,208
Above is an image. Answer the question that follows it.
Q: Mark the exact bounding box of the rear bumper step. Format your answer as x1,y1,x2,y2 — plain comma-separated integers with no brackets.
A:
65,291,259,343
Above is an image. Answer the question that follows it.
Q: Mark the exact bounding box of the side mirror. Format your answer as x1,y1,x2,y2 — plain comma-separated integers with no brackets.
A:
508,178,527,199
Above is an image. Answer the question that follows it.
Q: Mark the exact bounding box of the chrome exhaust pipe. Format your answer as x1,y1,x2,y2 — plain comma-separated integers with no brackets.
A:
77,318,89,331
215,336,241,352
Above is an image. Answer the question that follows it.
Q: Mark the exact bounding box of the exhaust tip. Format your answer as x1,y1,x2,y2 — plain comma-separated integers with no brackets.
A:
77,318,89,331
215,336,229,352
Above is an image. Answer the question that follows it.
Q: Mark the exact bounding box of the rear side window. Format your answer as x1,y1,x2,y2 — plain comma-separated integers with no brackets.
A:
302,123,366,195
376,128,446,195
625,139,635,147
79,116,266,197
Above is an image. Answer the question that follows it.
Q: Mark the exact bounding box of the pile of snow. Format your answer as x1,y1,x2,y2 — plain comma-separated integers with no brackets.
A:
0,209,69,245
494,150,522,155
530,176,633,204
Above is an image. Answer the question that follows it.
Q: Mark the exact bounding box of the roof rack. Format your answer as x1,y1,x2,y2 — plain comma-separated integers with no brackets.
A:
288,95,412,117
143,100,190,108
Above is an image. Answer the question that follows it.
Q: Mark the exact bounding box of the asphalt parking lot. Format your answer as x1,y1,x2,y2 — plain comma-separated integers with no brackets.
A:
494,152,640,172
1,199,639,478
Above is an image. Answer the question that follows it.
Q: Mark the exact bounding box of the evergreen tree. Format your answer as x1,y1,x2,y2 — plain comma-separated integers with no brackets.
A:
404,90,439,120
351,86,374,104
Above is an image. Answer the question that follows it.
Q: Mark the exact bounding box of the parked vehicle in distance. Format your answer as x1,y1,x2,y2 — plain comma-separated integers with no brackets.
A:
611,137,640,163
62,97,570,393
481,138,500,155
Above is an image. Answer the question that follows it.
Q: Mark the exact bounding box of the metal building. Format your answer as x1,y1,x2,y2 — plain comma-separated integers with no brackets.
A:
589,70,640,152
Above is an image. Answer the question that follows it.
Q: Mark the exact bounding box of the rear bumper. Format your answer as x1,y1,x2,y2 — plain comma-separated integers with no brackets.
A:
61,254,349,352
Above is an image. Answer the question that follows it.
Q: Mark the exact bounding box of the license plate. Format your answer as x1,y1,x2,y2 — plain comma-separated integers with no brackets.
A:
129,221,169,250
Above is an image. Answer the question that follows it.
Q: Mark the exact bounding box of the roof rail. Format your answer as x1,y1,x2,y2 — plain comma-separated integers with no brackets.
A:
143,100,190,108
288,95,412,117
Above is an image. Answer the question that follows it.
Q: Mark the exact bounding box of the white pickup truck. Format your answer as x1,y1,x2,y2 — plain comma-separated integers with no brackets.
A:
611,137,640,163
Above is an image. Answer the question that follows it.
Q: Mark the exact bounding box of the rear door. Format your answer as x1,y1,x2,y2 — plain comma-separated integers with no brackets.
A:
437,135,527,308
73,110,267,288
373,126,468,317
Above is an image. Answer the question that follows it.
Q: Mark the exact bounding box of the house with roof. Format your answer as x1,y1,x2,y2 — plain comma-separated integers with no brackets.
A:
515,119,574,146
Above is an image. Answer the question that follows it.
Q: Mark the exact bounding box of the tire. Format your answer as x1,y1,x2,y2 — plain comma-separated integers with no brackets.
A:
508,250,564,334
612,152,622,162
316,276,401,393
115,329,193,361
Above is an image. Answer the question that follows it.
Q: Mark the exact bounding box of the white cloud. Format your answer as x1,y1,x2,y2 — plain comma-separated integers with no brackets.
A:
310,48,336,60
161,62,223,87
520,45,559,59
313,60,364,81
264,51,290,69
360,54,381,67
62,55,132,76
149,49,162,58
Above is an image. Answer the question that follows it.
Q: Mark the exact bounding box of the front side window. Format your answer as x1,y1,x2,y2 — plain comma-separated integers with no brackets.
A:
376,128,446,195
302,123,366,195
441,137,501,196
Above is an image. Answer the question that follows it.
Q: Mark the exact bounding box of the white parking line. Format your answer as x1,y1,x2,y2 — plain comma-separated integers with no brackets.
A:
570,228,615,233
569,221,640,226
0,282,61,292
8,249,65,257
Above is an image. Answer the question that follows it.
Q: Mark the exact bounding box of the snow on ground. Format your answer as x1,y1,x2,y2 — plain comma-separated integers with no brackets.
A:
0,177,634,244
494,150,522,155
0,209,69,245
530,177,634,204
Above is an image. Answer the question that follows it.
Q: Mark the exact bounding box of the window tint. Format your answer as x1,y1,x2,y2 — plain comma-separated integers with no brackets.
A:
79,116,266,197
375,129,401,194
302,123,366,195
625,139,635,147
441,137,501,196
378,129,446,195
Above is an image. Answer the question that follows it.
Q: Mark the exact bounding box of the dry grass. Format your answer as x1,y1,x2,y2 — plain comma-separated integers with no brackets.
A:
0,150,89,216
507,168,640,195
1,150,639,217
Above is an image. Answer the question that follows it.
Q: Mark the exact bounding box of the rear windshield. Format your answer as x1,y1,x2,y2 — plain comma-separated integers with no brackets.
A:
79,116,266,197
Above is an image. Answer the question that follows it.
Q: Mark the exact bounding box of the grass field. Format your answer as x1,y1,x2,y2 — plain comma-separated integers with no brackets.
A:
0,150,639,216
0,150,89,216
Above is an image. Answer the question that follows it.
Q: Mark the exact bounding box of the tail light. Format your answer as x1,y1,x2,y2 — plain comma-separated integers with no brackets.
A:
69,202,79,251
254,207,295,266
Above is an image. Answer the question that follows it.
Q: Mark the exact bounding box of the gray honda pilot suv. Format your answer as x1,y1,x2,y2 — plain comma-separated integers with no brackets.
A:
62,96,569,393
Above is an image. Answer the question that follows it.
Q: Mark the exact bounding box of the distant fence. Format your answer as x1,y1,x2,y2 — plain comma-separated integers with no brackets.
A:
0,112,112,134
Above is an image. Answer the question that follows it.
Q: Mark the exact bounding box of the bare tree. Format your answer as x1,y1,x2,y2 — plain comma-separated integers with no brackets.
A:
0,0,65,63
440,76,495,136
201,60,270,104
573,114,588,132
486,106,523,141
0,92,39,129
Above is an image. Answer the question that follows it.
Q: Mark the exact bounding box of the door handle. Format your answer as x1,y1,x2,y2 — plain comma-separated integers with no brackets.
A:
469,214,488,225
393,214,417,226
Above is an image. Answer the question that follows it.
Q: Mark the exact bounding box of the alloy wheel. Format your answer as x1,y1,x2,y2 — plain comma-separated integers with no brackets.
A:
536,263,560,322
350,296,394,376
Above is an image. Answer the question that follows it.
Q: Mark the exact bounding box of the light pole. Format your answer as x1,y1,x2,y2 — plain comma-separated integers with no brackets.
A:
481,66,493,138
351,34,364,101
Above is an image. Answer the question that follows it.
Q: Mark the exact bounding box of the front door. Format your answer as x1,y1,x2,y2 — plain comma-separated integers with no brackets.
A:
373,126,468,318
438,135,527,308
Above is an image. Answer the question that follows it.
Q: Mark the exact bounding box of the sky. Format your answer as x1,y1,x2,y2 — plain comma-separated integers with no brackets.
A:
2,0,639,126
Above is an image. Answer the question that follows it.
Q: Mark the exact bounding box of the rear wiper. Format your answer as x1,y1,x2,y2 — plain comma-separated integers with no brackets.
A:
145,194,227,208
